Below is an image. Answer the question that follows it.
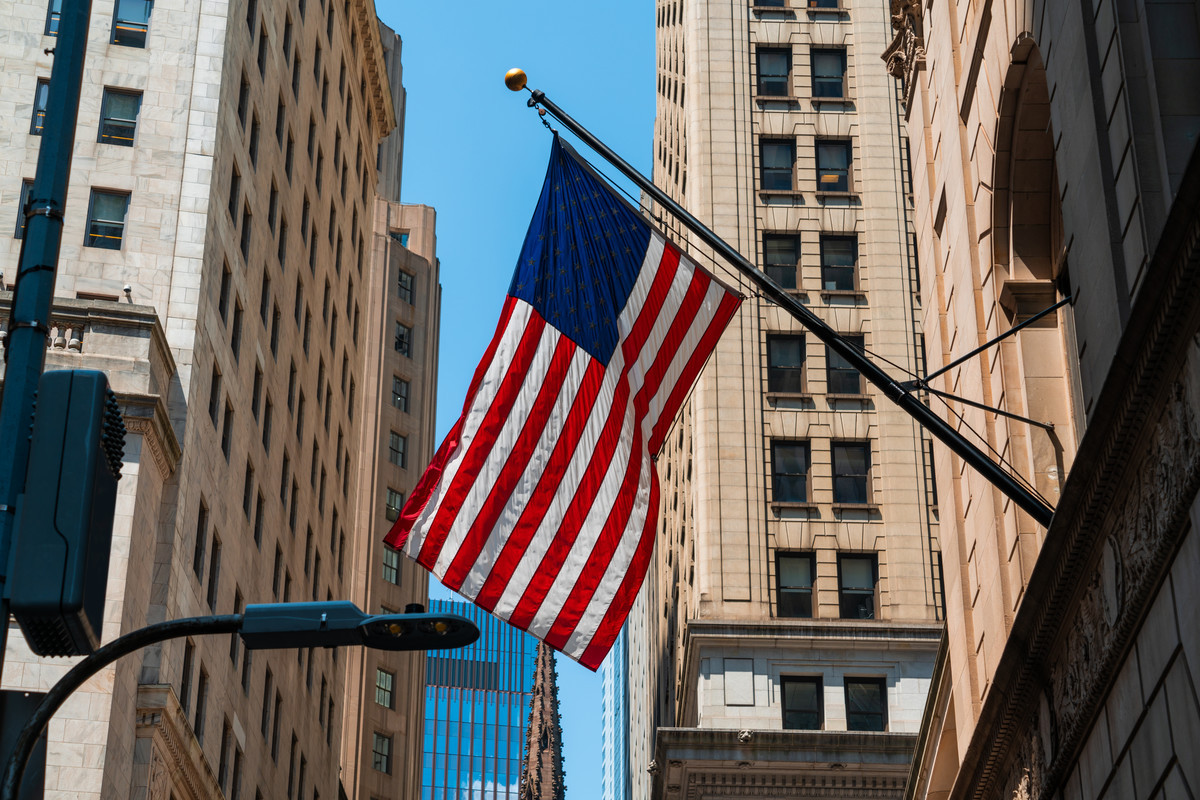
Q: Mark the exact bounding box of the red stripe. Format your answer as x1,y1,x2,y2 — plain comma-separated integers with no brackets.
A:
415,314,548,569
578,474,661,670
440,335,578,588
384,297,519,552
506,245,683,630
542,268,713,647
648,292,742,454
474,359,606,611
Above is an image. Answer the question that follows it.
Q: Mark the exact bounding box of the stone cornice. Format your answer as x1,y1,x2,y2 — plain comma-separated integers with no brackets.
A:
946,126,1200,798
353,0,396,139
121,393,182,480
881,0,925,109
136,684,222,800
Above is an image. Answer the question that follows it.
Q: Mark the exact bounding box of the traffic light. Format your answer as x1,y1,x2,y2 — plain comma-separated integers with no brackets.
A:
9,370,125,656
240,602,480,651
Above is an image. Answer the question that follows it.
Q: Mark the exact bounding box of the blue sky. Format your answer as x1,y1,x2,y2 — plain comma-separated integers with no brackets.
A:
372,2,656,797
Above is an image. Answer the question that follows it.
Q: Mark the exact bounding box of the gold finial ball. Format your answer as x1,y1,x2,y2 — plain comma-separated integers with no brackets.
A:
504,68,528,92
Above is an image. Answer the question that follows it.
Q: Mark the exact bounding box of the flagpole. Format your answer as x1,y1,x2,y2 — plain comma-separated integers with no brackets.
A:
504,70,1055,529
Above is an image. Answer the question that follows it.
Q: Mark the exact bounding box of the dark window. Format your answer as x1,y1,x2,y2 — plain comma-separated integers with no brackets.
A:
237,74,250,128
763,234,799,289
242,461,254,517
194,668,209,742
832,442,870,504
292,54,301,97
757,47,791,96
263,397,273,450
382,548,400,584
15,179,33,239
766,334,805,393
394,322,411,356
207,364,222,425
259,273,270,324
248,114,260,166
820,235,856,291
253,492,264,547
98,88,141,145
371,733,391,774
391,377,409,412
230,300,243,361
46,0,62,35
180,639,195,715
261,668,274,735
776,551,813,617
270,303,281,356
286,132,295,181
826,334,863,394
385,489,403,523
844,677,886,731
388,432,406,468
771,440,809,503
206,536,221,608
268,182,278,232
838,553,877,619
192,500,208,580
221,402,234,459
111,0,152,47
283,15,293,56
257,31,268,76
816,139,851,192
245,0,256,35
275,97,285,144
811,48,847,98
31,79,49,135
85,189,130,249
397,270,413,304
761,139,795,191
240,205,252,260
781,676,822,729
228,165,240,221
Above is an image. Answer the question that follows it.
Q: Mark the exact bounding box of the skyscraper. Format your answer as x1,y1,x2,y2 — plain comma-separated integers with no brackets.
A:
423,598,538,800
600,630,629,800
0,0,414,794
628,0,943,796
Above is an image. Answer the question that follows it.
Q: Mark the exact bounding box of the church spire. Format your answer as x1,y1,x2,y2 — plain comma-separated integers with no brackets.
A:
519,642,566,800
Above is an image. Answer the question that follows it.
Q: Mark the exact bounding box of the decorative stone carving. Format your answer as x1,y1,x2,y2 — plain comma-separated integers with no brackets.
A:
737,729,753,743
882,0,925,107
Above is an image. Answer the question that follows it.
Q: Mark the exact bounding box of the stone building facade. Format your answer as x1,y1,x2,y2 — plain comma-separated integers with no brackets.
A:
519,644,565,800
0,0,436,795
629,0,946,798
884,0,1200,798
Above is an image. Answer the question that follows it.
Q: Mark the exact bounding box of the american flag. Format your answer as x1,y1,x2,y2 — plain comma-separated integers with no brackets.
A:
384,137,742,669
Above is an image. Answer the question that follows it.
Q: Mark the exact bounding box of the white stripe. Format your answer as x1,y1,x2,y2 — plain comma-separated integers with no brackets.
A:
402,301,534,560
525,253,697,636
454,347,591,600
431,325,563,577
490,236,667,617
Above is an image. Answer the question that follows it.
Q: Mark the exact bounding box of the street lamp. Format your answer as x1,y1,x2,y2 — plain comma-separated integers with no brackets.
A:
0,602,478,800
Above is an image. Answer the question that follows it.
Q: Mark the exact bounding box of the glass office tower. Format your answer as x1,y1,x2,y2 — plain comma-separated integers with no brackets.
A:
423,598,537,800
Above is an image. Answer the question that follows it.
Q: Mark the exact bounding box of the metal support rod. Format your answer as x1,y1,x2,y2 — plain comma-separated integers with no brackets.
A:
924,386,1056,431
526,88,1055,528
0,0,94,677
1,615,243,800
914,295,1072,388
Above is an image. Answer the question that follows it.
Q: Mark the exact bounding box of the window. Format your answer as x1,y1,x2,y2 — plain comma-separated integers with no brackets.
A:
781,676,822,729
221,402,234,459
757,47,790,96
46,0,61,35
271,304,281,356
98,88,141,145
776,552,814,617
245,0,256,35
259,273,271,324
391,377,409,412
14,179,33,239
832,442,870,504
228,165,241,221
270,692,283,760
249,115,261,166
242,461,254,517
240,205,252,260
766,334,805,393
826,335,863,395
388,432,406,468
261,668,274,735
816,139,851,192
263,397,273,449
31,79,49,135
207,365,222,425
286,133,295,181
771,440,809,503
237,74,250,128
292,54,301,97
253,492,265,547
371,733,392,774
240,646,252,694
111,0,152,47
382,548,400,585
192,500,208,580
194,668,209,742
820,235,856,291
385,488,403,522
272,545,283,598
268,182,278,232
180,639,195,715
844,677,886,731
763,234,800,289
838,553,877,619
257,32,268,76
375,669,394,709
85,189,130,249
397,270,413,304
811,48,847,98
394,322,411,356
218,719,232,791
760,139,794,191
206,535,222,607
230,301,244,361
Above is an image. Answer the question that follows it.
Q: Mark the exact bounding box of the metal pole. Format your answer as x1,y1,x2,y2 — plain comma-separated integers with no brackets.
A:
0,615,243,800
525,87,1055,528
0,0,94,674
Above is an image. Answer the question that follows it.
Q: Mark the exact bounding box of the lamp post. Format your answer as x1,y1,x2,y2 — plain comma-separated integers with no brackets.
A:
1,602,478,800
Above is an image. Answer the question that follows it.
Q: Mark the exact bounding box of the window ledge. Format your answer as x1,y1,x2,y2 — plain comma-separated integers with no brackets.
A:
751,5,796,14
759,190,805,199
810,96,853,106
805,5,848,16
771,501,819,512
755,95,803,105
825,393,870,401
832,503,880,512
766,392,814,402
820,289,866,300
815,191,859,201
